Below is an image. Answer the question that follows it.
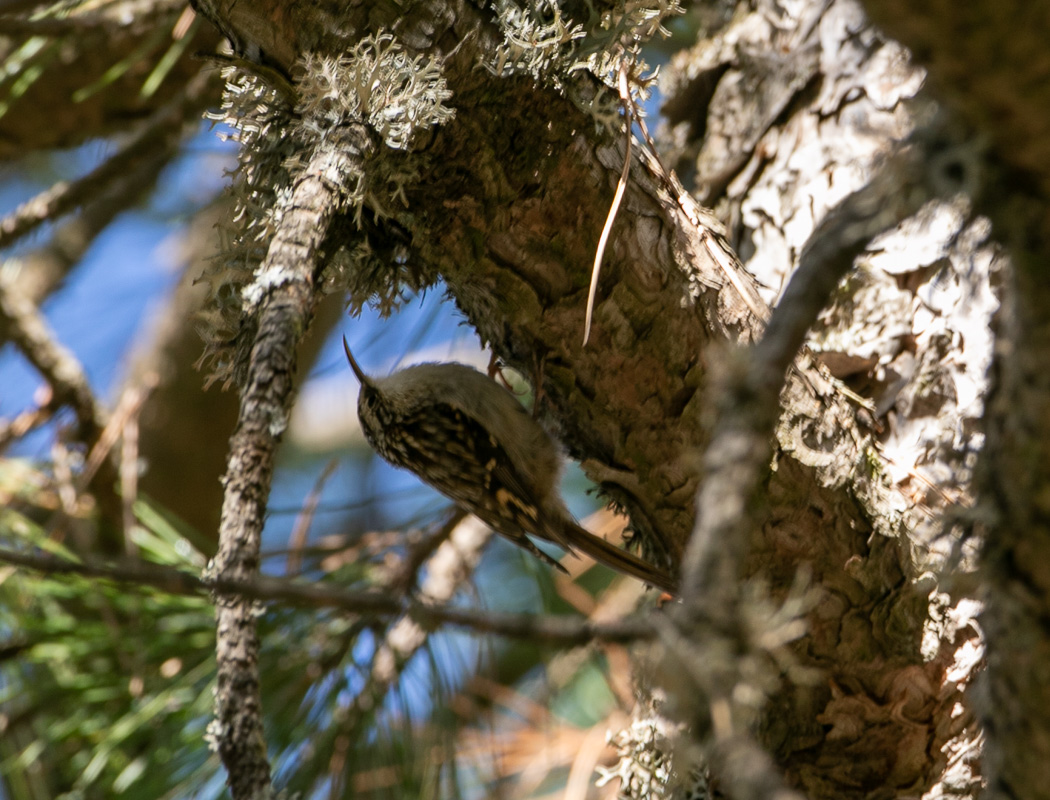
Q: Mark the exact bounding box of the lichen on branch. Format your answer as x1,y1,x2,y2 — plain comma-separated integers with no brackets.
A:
198,32,457,384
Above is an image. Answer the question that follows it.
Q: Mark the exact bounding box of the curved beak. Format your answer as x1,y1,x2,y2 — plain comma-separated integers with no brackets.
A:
342,335,370,386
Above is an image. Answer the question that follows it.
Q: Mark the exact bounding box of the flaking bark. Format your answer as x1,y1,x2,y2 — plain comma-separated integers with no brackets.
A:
860,2,1050,797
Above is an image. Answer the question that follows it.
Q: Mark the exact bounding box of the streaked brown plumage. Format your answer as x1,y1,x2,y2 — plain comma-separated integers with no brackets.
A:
343,337,677,594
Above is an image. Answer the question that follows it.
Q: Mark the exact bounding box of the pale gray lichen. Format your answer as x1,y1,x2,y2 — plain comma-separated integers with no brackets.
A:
598,718,674,799
490,0,587,80
598,715,715,800
297,34,455,151
196,67,296,383
198,32,455,384
490,0,681,135
203,714,227,753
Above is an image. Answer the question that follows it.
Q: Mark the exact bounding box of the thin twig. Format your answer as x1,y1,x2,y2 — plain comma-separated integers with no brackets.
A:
320,509,480,798
0,276,107,440
119,379,159,554
583,61,632,346
0,398,54,451
286,458,339,576
387,506,469,592
334,514,492,778
0,71,213,252
77,374,157,492
0,546,655,644
4,149,173,308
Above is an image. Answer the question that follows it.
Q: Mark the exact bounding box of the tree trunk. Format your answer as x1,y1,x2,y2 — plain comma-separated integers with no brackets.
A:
184,0,1002,796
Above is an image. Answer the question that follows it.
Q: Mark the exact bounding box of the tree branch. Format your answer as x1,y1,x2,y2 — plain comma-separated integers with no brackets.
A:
0,70,214,251
208,121,375,797
0,545,655,644
855,3,1050,796
0,274,108,441
3,149,172,309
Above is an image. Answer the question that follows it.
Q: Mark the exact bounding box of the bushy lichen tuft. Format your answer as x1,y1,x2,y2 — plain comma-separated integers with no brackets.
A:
197,67,297,383
490,0,587,81
197,33,455,384
597,716,682,799
490,0,681,136
325,237,427,318
297,34,455,151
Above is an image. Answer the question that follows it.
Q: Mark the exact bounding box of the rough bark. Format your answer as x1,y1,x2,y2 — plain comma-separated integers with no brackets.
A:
857,2,1050,798
654,5,990,796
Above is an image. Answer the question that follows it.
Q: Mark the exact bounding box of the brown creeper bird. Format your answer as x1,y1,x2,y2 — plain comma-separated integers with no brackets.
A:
343,337,677,594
